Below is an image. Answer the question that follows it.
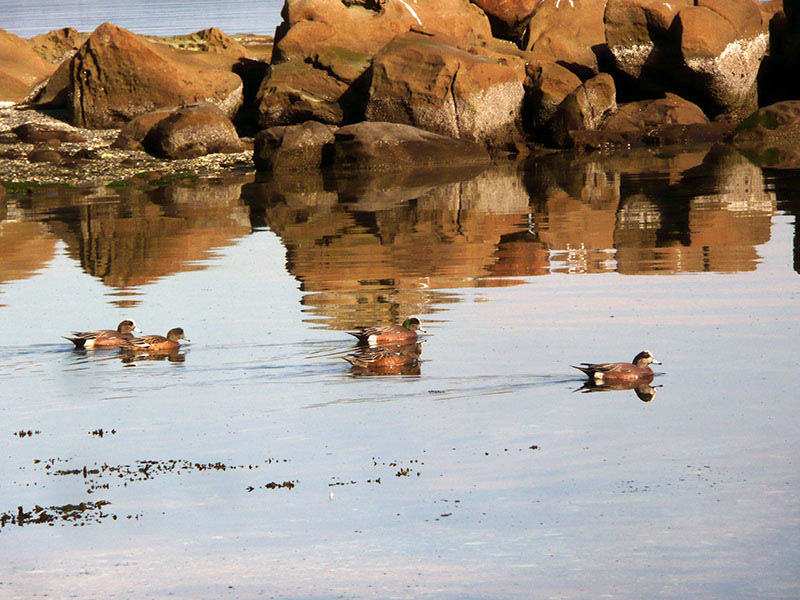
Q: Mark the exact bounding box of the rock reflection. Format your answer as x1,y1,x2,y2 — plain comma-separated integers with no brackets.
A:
6,177,252,305
577,380,662,403
527,146,776,274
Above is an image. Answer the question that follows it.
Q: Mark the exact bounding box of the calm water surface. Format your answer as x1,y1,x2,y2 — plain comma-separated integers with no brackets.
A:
2,0,284,37
1,147,799,599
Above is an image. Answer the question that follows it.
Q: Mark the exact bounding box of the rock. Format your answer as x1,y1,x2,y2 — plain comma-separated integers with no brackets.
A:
732,101,800,168
257,62,348,128
67,23,243,128
568,93,723,150
142,103,244,159
12,123,86,143
27,27,85,63
548,73,616,147
365,32,527,148
330,121,491,171
470,0,540,43
759,1,800,104
523,60,582,131
604,0,768,119
604,0,692,90
27,148,64,164
253,121,337,171
603,93,708,132
258,0,492,128
162,27,248,57
524,0,608,79
111,108,175,150
676,1,768,118
0,29,56,103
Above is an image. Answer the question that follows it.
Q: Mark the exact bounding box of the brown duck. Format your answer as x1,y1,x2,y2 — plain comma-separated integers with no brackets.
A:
64,320,140,348
121,327,189,353
573,350,661,383
347,317,425,345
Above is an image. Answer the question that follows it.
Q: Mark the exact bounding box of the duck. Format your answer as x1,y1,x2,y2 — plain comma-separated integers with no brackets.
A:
343,343,422,374
347,317,425,345
121,327,189,353
572,350,661,383
64,320,141,348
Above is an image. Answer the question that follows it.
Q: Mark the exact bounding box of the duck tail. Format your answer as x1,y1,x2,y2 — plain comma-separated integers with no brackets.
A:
571,364,593,377
342,354,365,367
63,336,86,349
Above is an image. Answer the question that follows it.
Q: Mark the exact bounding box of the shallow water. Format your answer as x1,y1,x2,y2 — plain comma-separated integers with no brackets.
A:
1,146,799,599
3,0,284,37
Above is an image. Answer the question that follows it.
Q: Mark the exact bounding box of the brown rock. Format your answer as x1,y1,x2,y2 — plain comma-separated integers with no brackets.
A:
676,2,768,117
0,29,56,103
548,73,616,147
162,27,248,57
253,121,336,171
604,0,691,83
27,27,86,63
524,0,608,79
330,121,491,171
523,60,582,130
68,23,243,128
257,62,348,128
142,103,244,159
111,108,175,150
27,149,64,164
12,123,86,143
732,100,800,168
470,0,540,42
603,93,708,133
259,0,492,129
366,32,527,147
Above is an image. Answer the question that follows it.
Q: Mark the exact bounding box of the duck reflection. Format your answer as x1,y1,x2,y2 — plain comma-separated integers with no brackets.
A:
577,380,662,402
119,350,186,364
343,342,422,376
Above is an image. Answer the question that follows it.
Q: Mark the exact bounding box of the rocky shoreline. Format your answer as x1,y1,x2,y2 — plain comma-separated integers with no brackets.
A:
1,0,800,187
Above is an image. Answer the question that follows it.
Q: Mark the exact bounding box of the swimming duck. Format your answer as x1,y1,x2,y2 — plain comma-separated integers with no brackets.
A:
64,320,141,348
347,317,424,345
121,327,189,353
572,350,661,383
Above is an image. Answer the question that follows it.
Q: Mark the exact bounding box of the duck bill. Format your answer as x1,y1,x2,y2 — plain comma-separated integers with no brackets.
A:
652,359,662,365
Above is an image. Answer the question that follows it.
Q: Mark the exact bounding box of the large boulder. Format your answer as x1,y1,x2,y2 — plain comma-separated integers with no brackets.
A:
524,0,609,79
254,121,336,171
142,103,244,159
111,108,175,150
330,121,491,171
257,0,492,128
523,60,582,130
257,62,348,127
604,0,768,118
548,72,616,147
0,29,56,103
66,23,244,128
470,0,540,43
365,32,527,148
676,1,767,118
732,101,800,168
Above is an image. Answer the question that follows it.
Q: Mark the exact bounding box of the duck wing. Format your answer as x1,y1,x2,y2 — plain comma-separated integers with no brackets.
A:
123,335,167,349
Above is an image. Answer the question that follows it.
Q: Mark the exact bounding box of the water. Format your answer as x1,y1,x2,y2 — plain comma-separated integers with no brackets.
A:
1,0,285,37
1,146,799,599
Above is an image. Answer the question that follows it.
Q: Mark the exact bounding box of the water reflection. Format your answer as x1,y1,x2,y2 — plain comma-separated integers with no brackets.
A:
343,342,423,376
4,178,252,306
0,145,790,327
577,380,662,403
